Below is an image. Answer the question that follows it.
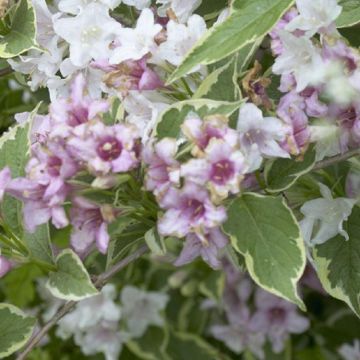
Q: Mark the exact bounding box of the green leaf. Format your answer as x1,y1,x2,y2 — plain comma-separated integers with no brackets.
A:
0,0,37,58
0,303,36,358
193,56,241,102
167,0,294,83
165,331,220,360
126,326,169,360
336,0,360,28
46,249,98,301
155,99,242,139
3,264,42,307
223,193,306,308
313,205,360,317
0,120,30,234
264,147,316,193
23,224,54,266
339,27,360,47
144,227,166,256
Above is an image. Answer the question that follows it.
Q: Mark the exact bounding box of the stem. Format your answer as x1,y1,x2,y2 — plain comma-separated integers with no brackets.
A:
0,67,13,77
16,245,148,360
313,148,360,171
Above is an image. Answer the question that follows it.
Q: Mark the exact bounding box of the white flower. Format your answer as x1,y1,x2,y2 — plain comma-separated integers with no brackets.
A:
32,0,57,47
122,0,151,10
109,9,162,64
157,0,202,23
58,0,122,14
237,103,290,163
54,3,122,67
77,324,129,360
272,31,325,91
123,91,169,143
300,183,356,245
120,286,169,337
157,14,206,67
56,285,124,360
310,119,342,161
286,0,342,36
8,37,66,91
339,340,360,360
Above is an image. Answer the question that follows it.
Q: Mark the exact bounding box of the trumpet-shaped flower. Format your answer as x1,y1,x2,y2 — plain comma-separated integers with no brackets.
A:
110,9,162,64
286,0,342,36
237,103,290,159
273,32,325,92
300,184,356,245
50,74,109,136
68,121,140,175
181,140,245,202
157,182,227,238
338,340,360,360
98,57,163,95
157,15,206,67
250,289,309,353
70,197,115,255
157,0,202,23
143,138,180,198
54,3,122,67
182,114,238,155
174,227,228,269
120,286,169,337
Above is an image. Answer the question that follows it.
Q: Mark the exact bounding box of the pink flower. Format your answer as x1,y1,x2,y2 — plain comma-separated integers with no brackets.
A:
97,57,163,96
68,121,140,175
8,179,69,232
143,138,180,198
269,8,299,56
6,139,80,232
329,104,360,152
174,227,228,269
0,256,12,278
157,182,227,238
277,91,311,155
0,167,11,202
70,197,115,255
322,40,360,73
50,74,109,136
182,115,238,156
250,289,309,353
181,139,245,202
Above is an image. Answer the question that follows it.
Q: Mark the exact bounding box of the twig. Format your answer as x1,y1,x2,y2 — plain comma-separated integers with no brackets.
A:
313,148,360,171
0,67,14,77
16,245,148,360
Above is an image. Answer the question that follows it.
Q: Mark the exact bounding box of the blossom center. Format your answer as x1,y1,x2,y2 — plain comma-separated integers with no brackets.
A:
97,136,123,161
339,107,357,128
184,198,205,220
268,307,287,323
210,160,235,185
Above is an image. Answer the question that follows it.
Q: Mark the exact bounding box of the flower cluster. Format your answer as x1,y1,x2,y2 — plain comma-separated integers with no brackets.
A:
144,105,291,268
271,0,360,158
1,75,141,257
53,284,168,360
208,260,310,358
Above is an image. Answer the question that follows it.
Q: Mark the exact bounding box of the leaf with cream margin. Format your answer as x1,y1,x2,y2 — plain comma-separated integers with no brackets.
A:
46,249,98,301
223,193,306,309
313,205,360,317
0,303,36,358
167,0,295,83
